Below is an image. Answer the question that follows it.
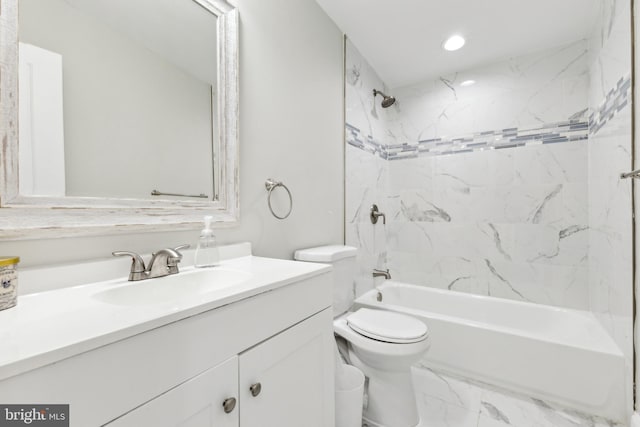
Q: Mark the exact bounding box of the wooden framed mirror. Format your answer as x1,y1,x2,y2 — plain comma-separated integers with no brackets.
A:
0,0,238,239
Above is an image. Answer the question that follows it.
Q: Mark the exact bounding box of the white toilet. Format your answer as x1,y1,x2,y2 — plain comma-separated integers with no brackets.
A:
294,245,430,427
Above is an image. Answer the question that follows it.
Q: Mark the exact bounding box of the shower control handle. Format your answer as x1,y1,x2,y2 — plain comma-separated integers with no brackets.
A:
370,204,386,225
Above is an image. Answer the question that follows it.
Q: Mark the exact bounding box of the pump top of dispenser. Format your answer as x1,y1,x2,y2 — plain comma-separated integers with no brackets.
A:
201,216,214,236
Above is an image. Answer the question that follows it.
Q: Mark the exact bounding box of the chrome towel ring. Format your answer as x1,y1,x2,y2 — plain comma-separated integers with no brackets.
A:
265,178,293,220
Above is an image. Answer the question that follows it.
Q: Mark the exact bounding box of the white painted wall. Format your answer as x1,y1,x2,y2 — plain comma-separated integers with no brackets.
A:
0,0,344,267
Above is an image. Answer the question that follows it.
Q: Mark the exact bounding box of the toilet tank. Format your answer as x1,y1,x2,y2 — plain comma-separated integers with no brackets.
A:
294,245,357,316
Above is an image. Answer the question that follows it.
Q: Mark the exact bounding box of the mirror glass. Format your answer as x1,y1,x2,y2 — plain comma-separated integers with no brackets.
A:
18,0,219,201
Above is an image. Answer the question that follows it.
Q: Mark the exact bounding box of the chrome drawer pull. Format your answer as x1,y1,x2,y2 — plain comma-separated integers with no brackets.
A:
222,397,236,413
250,382,262,397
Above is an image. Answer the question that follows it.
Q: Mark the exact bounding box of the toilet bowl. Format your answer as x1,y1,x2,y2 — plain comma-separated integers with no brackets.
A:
335,308,429,427
294,245,430,427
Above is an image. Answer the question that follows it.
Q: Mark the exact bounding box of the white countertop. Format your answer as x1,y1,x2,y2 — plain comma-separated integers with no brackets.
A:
0,251,330,381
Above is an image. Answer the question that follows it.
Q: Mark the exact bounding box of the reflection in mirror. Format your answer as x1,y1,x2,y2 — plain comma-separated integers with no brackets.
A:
18,0,218,201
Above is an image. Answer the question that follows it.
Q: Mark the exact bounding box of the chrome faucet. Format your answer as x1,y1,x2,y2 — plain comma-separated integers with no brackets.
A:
113,244,190,281
372,268,391,280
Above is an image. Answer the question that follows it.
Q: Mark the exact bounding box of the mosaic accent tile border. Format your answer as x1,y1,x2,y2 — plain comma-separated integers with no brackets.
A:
346,123,388,159
346,75,631,160
391,119,588,160
589,74,631,135
346,120,589,161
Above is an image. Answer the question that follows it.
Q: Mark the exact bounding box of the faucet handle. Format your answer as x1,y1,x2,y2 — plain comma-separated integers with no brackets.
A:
172,244,190,253
152,248,183,264
166,246,190,271
113,251,147,281
148,247,185,277
112,251,146,272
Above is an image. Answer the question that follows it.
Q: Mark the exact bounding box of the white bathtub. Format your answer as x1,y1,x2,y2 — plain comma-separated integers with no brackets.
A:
354,281,626,422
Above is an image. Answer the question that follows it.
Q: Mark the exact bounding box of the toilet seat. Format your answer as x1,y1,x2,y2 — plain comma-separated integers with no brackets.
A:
346,308,428,344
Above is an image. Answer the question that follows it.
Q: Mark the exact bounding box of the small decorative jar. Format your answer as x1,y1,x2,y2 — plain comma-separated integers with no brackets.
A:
0,257,19,311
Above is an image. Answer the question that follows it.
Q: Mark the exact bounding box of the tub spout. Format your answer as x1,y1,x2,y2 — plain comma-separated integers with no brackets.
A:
372,268,391,280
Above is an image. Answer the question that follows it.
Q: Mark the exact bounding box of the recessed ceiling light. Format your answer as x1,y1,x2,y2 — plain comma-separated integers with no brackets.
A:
460,80,475,87
443,35,466,51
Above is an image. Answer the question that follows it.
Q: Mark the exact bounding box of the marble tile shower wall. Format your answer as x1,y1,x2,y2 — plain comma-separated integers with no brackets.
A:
345,40,396,297
347,38,633,313
385,142,589,308
381,41,593,309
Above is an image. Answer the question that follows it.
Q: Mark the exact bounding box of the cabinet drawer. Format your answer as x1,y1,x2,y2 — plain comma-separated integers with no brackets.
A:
105,356,239,427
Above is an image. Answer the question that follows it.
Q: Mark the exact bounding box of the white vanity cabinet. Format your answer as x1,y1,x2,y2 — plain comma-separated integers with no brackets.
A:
0,269,334,427
105,309,333,427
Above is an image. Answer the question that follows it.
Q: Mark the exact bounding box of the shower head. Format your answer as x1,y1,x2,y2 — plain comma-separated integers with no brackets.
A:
373,89,396,108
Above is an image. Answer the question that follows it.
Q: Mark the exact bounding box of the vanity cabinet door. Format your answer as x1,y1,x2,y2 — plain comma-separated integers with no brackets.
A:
239,309,334,427
104,356,239,427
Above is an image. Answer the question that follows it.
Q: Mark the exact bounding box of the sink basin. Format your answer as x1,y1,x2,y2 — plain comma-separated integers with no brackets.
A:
93,268,252,306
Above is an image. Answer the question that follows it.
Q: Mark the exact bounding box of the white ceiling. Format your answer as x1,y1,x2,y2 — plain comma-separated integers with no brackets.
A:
315,0,601,89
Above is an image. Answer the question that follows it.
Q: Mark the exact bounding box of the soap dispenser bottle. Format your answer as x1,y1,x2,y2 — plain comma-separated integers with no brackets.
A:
194,216,219,268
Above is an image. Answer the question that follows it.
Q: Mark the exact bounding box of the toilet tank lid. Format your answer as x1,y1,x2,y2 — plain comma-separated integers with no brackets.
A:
294,245,357,262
